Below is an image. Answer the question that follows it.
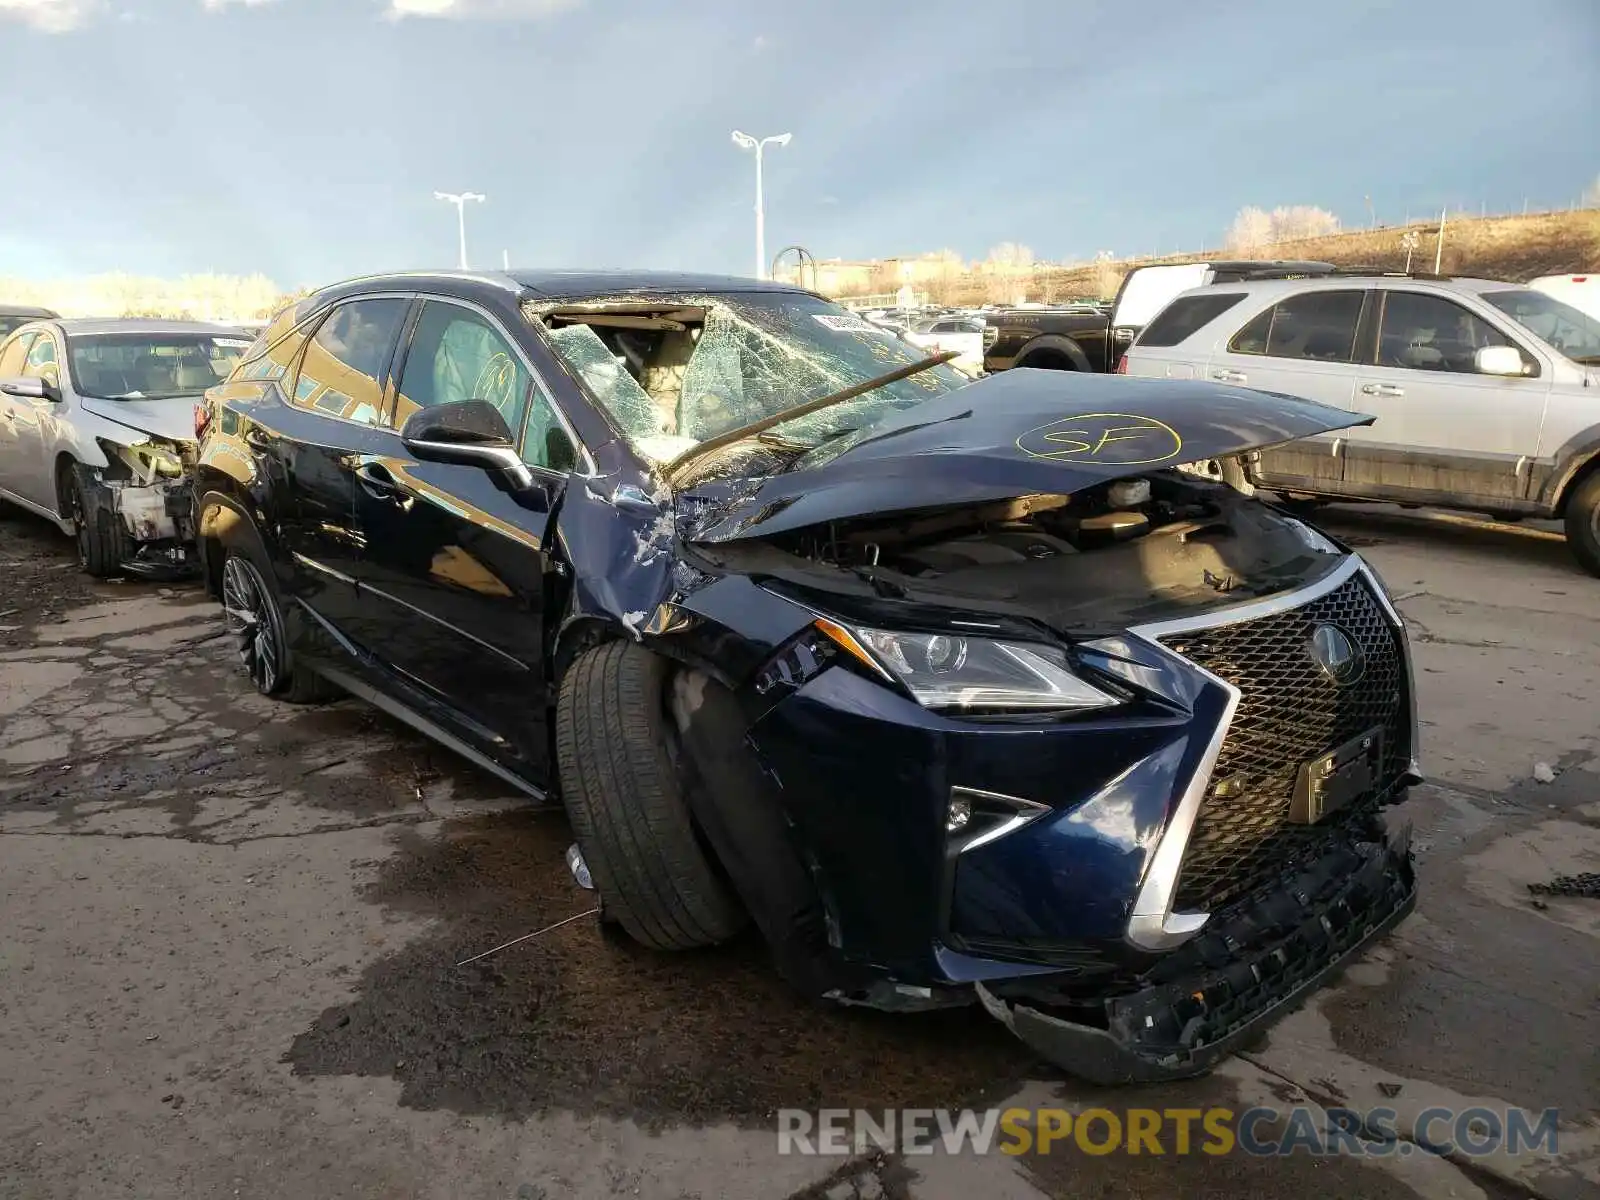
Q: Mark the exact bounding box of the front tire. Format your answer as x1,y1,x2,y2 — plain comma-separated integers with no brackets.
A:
65,465,130,579
1564,470,1600,578
219,540,338,703
555,640,746,951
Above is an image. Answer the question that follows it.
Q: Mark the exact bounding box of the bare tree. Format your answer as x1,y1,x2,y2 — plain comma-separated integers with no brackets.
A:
1227,204,1340,249
1583,173,1600,208
985,242,1035,271
1226,206,1275,250
1270,205,1341,241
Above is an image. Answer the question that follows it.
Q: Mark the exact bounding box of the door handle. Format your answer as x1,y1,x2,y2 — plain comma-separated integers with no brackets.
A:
355,463,413,509
1360,383,1405,398
1212,369,1248,384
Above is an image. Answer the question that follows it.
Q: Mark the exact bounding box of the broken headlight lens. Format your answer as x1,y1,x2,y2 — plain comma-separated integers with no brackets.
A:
821,621,1117,714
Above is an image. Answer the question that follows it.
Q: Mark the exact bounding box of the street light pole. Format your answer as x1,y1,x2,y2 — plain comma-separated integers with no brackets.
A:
731,130,791,279
433,190,486,270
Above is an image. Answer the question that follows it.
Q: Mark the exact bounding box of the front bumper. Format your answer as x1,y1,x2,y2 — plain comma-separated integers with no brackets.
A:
78,465,199,580
977,817,1415,1083
730,553,1417,1078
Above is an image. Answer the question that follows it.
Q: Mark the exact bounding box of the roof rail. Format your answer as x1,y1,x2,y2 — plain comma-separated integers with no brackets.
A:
1325,267,1455,281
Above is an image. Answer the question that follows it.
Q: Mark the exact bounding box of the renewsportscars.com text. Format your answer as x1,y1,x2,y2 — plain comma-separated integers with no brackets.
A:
777,1105,1560,1158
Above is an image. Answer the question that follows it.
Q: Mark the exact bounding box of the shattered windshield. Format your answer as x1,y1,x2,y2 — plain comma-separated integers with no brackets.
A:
534,292,970,463
67,332,253,400
1481,289,1600,364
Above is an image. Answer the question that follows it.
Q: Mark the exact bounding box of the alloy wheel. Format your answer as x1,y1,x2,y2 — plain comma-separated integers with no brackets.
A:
221,556,281,694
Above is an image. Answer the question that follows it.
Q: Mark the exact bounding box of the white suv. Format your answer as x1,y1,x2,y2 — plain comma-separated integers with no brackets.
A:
1121,274,1600,576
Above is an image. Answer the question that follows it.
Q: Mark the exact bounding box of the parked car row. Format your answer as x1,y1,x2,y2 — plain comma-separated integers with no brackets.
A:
1120,271,1600,576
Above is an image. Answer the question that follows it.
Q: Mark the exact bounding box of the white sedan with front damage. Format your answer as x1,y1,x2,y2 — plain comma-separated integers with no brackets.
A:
0,318,254,578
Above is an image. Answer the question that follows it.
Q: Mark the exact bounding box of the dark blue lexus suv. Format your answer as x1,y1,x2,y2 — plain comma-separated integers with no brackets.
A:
193,270,1420,1081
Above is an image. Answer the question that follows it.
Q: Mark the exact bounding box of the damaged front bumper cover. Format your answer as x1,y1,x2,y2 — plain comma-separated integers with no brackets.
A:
977,821,1416,1084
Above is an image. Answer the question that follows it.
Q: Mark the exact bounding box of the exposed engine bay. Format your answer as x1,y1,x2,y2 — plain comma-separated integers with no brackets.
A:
696,467,1344,631
86,434,197,577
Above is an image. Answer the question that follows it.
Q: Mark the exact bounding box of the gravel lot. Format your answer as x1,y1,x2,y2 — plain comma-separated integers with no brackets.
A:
1,500,1596,1200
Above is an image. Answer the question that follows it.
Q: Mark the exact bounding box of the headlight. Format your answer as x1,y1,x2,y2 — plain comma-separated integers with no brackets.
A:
814,618,1117,714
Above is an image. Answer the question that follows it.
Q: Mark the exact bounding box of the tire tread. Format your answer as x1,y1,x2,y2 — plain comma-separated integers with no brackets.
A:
555,641,744,951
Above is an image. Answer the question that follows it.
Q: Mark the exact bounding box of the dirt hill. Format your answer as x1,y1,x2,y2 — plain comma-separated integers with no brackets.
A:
938,210,1600,305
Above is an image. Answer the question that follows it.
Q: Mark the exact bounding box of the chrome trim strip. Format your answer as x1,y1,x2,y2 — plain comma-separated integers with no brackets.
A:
1118,552,1364,953
357,579,532,674
291,551,356,586
1356,559,1423,782
1121,666,1239,952
1127,553,1362,640
950,786,1052,854
403,439,538,492
313,663,545,802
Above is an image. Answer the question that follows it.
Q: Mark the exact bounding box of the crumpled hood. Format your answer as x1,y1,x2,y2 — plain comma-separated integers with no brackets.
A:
79,395,198,444
685,369,1373,542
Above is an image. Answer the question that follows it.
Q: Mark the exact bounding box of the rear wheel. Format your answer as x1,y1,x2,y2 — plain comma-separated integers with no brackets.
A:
1564,470,1600,578
219,538,339,703
555,640,745,951
65,465,130,579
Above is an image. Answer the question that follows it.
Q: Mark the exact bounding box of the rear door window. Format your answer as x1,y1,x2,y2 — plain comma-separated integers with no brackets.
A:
290,298,410,425
231,298,320,383
1228,290,1365,362
1138,293,1246,347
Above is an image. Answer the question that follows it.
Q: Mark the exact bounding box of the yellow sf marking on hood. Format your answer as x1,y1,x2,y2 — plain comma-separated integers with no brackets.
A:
1016,412,1184,466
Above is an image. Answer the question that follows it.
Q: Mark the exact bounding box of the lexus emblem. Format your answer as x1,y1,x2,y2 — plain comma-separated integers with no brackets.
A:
1310,624,1365,685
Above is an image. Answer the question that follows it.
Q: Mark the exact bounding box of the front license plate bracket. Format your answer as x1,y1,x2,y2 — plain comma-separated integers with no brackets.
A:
1291,726,1384,824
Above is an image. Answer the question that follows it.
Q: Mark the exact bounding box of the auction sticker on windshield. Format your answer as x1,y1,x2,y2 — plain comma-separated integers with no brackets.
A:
213,338,253,349
1017,413,1183,466
813,313,885,335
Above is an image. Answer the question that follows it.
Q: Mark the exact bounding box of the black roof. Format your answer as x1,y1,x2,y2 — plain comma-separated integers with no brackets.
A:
509,270,808,299
316,269,809,308
0,304,60,318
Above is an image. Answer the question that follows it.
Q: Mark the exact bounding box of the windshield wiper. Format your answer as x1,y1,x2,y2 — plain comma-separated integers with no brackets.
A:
659,350,957,485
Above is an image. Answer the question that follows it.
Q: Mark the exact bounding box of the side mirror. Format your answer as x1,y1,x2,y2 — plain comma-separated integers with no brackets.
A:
0,376,51,400
399,398,545,503
1475,345,1526,377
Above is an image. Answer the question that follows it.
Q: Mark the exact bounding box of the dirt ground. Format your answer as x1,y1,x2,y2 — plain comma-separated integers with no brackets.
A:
0,499,1597,1200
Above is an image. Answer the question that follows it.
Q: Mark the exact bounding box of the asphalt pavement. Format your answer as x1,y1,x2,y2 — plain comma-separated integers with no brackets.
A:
0,501,1596,1200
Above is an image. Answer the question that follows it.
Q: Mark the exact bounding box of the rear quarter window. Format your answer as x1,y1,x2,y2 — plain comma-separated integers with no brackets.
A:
1137,293,1247,348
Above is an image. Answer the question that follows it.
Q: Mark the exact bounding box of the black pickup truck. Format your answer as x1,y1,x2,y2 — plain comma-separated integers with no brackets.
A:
981,260,1337,374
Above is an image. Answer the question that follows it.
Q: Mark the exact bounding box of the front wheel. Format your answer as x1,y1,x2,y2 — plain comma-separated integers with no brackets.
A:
65,466,130,578
555,640,746,951
1564,470,1600,578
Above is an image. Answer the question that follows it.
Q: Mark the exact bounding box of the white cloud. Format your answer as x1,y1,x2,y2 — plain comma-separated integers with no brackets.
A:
0,0,274,30
0,0,102,33
385,0,581,19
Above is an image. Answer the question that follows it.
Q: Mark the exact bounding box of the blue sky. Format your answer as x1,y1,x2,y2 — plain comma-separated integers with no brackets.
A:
1,0,1595,289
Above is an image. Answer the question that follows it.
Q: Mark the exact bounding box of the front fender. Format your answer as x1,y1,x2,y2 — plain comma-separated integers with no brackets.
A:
1539,422,1600,513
